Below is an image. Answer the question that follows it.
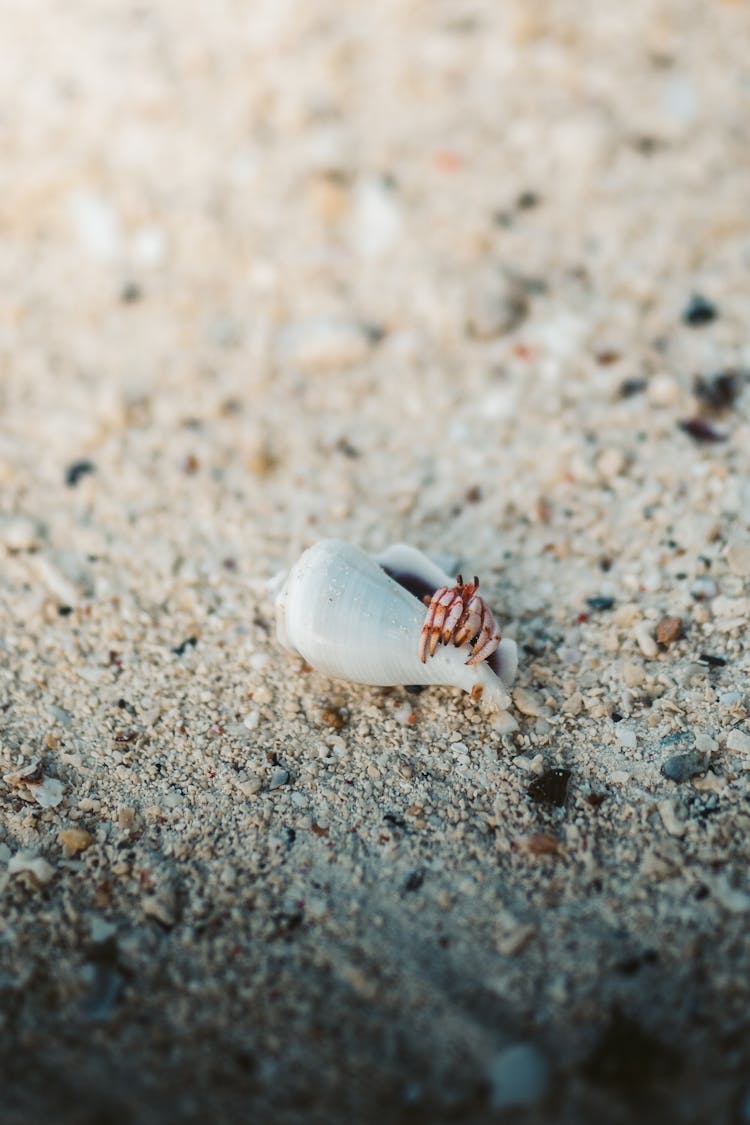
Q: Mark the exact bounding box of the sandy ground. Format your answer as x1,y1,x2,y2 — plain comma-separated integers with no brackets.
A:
2,1,750,1121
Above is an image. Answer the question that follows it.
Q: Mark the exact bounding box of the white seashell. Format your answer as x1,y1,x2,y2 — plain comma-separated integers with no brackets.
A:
275,539,517,710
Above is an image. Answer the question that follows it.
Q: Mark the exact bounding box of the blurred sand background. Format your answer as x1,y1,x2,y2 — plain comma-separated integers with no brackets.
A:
2,1,750,1121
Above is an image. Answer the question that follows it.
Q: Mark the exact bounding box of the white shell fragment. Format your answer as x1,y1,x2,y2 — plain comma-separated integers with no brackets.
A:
3,758,65,808
275,539,517,710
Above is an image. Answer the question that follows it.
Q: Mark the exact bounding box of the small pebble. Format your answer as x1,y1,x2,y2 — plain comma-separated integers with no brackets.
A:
660,751,707,783
655,616,683,645
90,917,118,944
562,691,584,716
718,690,744,708
658,799,686,837
726,729,750,756
8,852,55,885
622,663,645,688
0,514,43,552
65,459,96,487
142,892,177,928
726,537,750,577
350,175,402,260
269,769,289,790
68,190,121,260
698,653,726,668
617,727,637,750
647,374,680,407
493,711,519,735
59,828,94,855
527,768,571,808
678,417,728,443
690,576,717,600
693,370,741,412
682,293,718,326
466,268,528,339
486,1043,549,1110
278,318,372,374
634,623,658,658
710,875,750,915
513,687,545,717
694,733,718,754
586,596,615,611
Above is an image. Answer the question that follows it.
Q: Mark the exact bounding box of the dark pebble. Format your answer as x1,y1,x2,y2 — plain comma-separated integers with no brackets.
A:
57,605,74,616
402,869,425,894
618,378,647,399
528,768,571,808
65,459,96,487
661,751,708,783
172,636,198,656
586,596,615,611
586,792,607,808
595,350,621,366
693,370,742,412
682,294,718,326
516,190,540,210
678,417,728,443
698,652,726,667
120,281,142,303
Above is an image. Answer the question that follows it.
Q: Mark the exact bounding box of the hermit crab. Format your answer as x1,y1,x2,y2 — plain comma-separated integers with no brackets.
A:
418,574,501,667
273,539,516,709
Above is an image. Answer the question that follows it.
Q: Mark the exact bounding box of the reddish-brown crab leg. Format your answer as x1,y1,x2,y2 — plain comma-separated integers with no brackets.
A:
418,586,453,662
452,589,483,648
465,610,501,665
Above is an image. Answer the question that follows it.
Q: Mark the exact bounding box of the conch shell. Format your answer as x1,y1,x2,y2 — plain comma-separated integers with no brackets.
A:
274,539,517,710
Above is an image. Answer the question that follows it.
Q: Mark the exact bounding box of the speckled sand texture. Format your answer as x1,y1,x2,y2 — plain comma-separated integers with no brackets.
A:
2,2,750,1122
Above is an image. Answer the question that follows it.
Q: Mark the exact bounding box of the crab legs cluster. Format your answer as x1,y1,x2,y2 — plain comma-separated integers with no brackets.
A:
418,575,501,668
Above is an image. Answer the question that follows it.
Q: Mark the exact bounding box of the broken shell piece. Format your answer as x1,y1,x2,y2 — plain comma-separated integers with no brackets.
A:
274,539,517,709
3,758,65,808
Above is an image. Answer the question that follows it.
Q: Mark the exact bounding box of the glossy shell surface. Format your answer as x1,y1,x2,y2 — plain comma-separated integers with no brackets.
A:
275,539,516,709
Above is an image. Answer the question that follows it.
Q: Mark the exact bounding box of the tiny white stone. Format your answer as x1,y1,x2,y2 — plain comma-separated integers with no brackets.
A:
350,175,402,260
278,318,371,374
269,768,289,790
130,224,168,269
8,852,55,884
243,709,260,730
690,576,717,600
726,537,750,577
634,623,658,659
68,190,121,261
0,514,42,552
694,732,718,755
726,728,750,756
513,687,545,717
32,776,65,809
647,374,680,407
658,799,686,837
493,711,519,735
616,727,637,750
719,692,744,709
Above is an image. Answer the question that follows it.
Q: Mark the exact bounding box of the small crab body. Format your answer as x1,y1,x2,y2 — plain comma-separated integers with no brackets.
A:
419,575,501,666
